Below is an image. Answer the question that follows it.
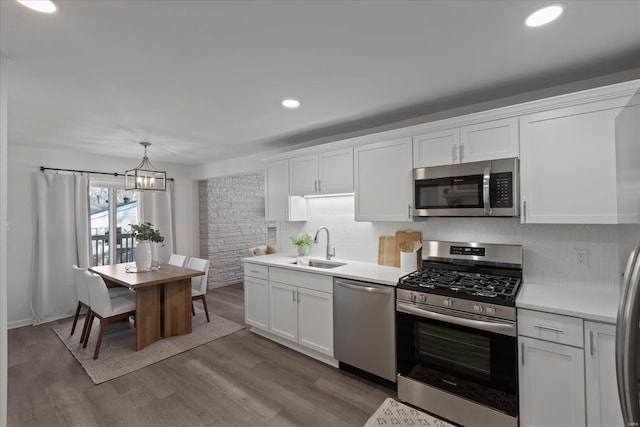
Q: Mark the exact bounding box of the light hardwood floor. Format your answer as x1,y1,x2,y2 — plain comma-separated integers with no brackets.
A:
8,283,394,426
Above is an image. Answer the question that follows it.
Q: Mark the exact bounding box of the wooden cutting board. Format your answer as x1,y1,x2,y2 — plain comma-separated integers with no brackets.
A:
378,236,396,266
394,230,422,268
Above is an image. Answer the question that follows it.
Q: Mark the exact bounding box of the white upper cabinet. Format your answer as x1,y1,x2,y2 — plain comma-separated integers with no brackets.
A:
354,137,413,221
265,160,307,222
289,148,353,196
459,117,519,163
520,95,640,224
413,128,460,167
413,118,518,168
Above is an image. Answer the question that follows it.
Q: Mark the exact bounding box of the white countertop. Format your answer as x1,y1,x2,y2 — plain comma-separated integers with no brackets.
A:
243,254,406,286
516,282,621,324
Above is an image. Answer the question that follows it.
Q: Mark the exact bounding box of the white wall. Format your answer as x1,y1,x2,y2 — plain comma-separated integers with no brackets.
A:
6,145,200,328
279,196,639,291
1,53,9,427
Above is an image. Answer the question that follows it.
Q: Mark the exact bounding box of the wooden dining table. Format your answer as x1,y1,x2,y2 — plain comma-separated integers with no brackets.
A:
89,263,205,350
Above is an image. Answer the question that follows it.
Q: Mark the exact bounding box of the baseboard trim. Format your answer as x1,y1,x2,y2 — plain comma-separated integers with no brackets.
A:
8,318,32,329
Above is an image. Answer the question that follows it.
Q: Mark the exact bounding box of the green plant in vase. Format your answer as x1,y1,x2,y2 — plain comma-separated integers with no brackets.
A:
290,233,314,256
130,222,164,271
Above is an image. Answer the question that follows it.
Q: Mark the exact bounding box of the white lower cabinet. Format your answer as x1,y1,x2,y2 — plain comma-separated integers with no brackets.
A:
244,276,270,330
518,309,586,427
268,267,334,358
269,281,298,341
518,335,586,427
244,263,270,330
518,309,626,427
584,321,624,427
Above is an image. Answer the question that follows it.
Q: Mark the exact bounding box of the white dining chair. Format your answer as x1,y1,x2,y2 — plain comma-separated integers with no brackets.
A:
71,265,131,343
168,254,187,267
186,257,210,322
83,271,136,359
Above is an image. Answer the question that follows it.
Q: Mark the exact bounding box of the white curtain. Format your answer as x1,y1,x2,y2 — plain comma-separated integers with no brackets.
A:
137,181,175,264
33,173,90,324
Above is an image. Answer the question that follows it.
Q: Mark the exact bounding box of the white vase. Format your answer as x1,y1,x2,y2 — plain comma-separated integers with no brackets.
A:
296,245,310,266
135,240,153,271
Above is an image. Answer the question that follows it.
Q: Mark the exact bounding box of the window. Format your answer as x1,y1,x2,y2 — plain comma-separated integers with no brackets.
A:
89,184,138,266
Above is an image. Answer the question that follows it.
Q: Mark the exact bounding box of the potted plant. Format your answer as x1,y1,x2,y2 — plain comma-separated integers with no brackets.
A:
290,233,314,257
131,222,164,271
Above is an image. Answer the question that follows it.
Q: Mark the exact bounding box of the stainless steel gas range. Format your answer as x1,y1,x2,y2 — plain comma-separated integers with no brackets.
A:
396,240,523,427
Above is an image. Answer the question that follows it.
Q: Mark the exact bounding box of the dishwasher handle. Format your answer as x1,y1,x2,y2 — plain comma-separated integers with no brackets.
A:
334,279,393,295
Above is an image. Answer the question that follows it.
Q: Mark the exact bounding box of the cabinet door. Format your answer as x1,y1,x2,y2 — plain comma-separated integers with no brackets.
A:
459,117,518,163
519,336,585,427
354,137,413,221
297,287,333,356
584,322,624,427
265,160,289,221
268,281,298,341
289,154,318,196
413,128,459,167
519,98,627,224
318,148,353,194
244,276,269,330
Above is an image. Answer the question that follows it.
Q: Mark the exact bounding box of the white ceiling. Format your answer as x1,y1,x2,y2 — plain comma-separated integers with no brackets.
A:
1,0,639,165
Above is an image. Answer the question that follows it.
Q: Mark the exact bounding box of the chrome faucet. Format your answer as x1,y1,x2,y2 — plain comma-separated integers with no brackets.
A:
313,226,335,260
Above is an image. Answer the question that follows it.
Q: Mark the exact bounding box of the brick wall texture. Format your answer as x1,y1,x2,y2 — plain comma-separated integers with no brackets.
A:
199,173,276,288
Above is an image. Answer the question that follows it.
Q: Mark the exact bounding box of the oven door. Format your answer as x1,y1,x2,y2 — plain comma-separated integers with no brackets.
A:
396,301,518,422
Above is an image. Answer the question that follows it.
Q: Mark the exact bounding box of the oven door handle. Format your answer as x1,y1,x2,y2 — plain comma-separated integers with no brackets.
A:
397,302,516,337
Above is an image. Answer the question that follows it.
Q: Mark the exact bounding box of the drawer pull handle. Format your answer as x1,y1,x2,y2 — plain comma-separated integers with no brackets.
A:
534,324,565,333
250,270,260,274
442,379,457,387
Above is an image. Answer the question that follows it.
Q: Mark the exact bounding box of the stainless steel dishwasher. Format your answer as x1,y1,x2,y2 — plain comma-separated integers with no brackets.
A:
334,277,396,383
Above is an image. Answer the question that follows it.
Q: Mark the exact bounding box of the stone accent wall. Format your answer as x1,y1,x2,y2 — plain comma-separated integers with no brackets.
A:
199,173,276,288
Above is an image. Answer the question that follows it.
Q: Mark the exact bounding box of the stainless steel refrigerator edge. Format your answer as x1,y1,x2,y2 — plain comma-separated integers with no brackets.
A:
616,237,640,427
333,278,396,382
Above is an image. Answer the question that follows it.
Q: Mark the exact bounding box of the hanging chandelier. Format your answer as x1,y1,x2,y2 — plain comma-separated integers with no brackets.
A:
124,142,167,191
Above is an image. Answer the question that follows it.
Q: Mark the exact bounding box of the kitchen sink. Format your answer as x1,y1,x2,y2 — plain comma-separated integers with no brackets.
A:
292,259,346,269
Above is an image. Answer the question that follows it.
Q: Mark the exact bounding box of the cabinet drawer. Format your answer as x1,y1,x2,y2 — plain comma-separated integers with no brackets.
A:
269,267,333,293
244,263,269,280
518,309,584,348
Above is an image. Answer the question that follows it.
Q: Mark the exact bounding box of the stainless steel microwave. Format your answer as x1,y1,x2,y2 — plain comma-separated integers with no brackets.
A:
413,157,519,217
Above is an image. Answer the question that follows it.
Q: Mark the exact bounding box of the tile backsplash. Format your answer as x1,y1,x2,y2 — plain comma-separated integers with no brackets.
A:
278,195,640,291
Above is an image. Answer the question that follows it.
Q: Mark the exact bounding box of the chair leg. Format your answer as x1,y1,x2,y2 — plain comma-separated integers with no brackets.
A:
70,302,82,336
191,302,195,316
93,318,109,360
200,295,210,323
83,312,95,349
80,309,92,344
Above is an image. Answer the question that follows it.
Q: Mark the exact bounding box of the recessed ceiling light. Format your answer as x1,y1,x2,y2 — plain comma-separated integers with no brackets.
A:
282,99,301,108
16,0,57,13
525,5,563,27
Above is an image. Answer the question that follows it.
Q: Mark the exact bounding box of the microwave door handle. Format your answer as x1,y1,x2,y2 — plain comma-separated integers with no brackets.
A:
483,164,492,215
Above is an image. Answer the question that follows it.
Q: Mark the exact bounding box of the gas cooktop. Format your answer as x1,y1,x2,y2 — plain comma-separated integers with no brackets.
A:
397,240,523,307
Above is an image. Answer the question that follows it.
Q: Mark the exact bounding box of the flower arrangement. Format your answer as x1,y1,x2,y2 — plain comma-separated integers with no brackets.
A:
130,222,165,243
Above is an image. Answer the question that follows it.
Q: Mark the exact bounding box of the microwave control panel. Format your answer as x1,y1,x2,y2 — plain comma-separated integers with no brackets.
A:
490,172,513,208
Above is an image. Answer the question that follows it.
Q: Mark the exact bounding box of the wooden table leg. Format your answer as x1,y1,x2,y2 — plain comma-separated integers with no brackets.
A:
134,285,161,350
162,278,192,337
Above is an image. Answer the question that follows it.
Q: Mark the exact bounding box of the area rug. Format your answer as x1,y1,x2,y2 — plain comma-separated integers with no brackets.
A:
52,308,244,384
364,398,456,427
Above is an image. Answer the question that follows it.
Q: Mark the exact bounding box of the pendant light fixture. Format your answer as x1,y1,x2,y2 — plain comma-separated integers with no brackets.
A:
124,142,166,191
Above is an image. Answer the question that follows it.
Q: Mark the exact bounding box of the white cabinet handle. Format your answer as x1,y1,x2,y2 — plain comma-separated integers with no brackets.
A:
460,144,465,161
314,180,318,193
292,289,296,302
534,324,565,333
521,342,525,365
318,179,321,193
590,330,594,355
452,145,458,162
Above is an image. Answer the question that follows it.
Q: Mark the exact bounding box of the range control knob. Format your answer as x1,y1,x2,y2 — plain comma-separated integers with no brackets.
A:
485,306,496,315
443,299,452,308
473,304,483,313
419,294,427,304
409,293,417,302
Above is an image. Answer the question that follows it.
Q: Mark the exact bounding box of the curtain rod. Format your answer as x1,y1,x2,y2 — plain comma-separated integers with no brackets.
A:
40,166,174,181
